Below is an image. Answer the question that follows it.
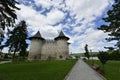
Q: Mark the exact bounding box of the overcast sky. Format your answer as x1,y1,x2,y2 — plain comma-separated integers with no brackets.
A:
3,0,115,53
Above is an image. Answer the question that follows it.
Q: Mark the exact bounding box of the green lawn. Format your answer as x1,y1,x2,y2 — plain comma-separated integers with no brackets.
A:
71,52,99,57
86,60,120,80
0,60,77,80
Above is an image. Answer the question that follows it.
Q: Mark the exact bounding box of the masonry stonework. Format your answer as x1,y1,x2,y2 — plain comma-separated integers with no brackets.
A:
28,31,70,60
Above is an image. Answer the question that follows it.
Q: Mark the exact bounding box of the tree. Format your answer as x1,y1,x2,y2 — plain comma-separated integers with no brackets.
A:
0,0,20,29
84,44,90,59
98,51,108,69
108,50,120,60
5,20,28,61
98,1,120,50
0,0,20,44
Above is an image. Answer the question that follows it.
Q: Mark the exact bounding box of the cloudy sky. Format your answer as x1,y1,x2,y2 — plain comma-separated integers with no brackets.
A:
3,0,115,53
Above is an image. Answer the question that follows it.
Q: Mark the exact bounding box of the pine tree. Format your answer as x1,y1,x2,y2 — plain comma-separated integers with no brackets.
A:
0,0,20,29
0,0,20,44
98,1,120,50
5,20,28,61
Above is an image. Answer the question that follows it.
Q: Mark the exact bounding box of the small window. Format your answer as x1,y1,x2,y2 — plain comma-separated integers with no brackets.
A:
59,55,63,59
34,56,37,59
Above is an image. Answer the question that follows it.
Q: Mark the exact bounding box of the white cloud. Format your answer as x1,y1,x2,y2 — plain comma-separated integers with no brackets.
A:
2,0,114,53
16,4,65,39
46,9,65,25
34,0,66,10
64,0,115,53
66,0,110,21
40,25,59,39
70,28,114,53
34,0,52,9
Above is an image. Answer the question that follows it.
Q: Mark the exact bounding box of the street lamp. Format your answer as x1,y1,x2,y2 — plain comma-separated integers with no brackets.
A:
90,49,94,65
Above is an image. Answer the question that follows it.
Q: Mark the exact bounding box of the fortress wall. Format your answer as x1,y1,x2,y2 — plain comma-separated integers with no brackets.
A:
56,39,69,60
28,39,43,60
28,36,69,60
41,40,57,60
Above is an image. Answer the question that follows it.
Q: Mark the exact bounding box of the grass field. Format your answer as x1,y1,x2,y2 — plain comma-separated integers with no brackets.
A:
86,60,120,80
71,52,99,57
0,60,77,80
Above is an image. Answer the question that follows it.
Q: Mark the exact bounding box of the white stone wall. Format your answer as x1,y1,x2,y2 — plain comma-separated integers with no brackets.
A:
56,39,69,60
41,40,57,60
28,39,43,60
28,39,69,60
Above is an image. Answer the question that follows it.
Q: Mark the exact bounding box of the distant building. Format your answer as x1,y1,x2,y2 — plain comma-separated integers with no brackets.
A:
28,31,70,60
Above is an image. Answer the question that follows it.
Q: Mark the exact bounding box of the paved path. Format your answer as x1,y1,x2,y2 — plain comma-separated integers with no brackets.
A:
0,61,11,64
65,59,106,80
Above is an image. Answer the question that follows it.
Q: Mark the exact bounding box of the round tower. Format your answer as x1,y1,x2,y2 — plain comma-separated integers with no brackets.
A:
55,31,70,60
28,31,44,60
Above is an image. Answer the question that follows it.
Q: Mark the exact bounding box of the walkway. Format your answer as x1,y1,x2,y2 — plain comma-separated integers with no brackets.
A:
64,59,106,80
0,61,11,64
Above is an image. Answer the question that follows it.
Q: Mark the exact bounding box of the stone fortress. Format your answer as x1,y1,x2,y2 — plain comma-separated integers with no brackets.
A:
28,31,70,60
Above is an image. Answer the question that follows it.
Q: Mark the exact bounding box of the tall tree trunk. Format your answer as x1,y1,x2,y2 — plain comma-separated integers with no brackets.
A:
12,49,16,62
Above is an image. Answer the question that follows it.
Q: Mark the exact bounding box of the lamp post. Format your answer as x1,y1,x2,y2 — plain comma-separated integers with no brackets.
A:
90,49,94,65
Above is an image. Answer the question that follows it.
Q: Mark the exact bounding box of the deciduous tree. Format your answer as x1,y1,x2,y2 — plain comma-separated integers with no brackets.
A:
98,51,108,69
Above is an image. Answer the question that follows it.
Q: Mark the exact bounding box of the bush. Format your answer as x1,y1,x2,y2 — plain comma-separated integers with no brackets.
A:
108,50,120,60
98,51,109,65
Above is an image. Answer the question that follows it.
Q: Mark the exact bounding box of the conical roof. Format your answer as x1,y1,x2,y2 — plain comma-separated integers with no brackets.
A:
29,31,44,40
55,31,69,40
59,31,66,37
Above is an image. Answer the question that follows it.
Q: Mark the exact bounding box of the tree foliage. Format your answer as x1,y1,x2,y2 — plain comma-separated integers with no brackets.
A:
108,50,120,60
0,0,20,45
0,0,20,30
98,51,108,65
5,20,28,60
84,44,90,59
98,1,120,49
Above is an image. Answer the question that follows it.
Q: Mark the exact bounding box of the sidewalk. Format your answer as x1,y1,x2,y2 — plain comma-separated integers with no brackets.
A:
64,59,106,80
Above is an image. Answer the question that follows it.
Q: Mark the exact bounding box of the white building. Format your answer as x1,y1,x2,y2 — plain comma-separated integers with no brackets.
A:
28,31,70,60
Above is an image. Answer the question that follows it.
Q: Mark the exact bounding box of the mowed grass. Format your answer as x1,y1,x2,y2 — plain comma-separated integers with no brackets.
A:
0,60,77,80
86,60,120,80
